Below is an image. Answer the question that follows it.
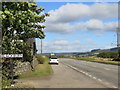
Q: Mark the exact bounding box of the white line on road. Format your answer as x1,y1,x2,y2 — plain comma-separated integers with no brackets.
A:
88,75,92,77
61,62,118,88
98,79,102,82
105,82,110,85
80,70,83,72
112,86,118,88
93,77,97,79
85,73,89,75
104,68,111,70
82,72,85,74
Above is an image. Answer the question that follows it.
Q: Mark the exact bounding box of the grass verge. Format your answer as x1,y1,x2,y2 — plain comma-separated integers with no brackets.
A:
18,55,53,79
65,57,119,65
2,79,11,88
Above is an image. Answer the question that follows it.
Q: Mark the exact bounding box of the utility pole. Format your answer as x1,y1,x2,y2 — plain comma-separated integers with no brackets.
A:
117,27,120,58
10,58,14,85
41,39,42,54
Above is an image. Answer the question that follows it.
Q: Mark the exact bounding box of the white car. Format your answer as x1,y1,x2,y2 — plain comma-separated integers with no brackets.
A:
49,57,59,64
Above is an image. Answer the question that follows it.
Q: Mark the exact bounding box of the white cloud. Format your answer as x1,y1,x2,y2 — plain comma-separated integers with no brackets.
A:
36,37,115,53
44,3,118,34
44,20,117,34
104,22,118,31
44,23,74,34
46,3,118,23
75,19,117,32
85,19,104,30
101,45,115,49
86,38,94,43
44,19,117,34
36,3,118,53
72,40,81,44
36,38,101,53
53,38,68,46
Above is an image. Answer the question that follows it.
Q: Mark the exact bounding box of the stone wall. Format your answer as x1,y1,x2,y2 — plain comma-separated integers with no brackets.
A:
14,62,31,75
31,56,39,68
14,56,39,75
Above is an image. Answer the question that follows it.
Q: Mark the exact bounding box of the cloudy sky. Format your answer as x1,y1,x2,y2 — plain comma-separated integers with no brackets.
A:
36,2,118,53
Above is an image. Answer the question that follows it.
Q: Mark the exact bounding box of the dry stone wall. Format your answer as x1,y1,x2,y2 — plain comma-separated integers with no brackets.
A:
14,56,39,75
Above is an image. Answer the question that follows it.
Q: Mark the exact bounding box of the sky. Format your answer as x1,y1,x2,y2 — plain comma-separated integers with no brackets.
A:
35,2,118,53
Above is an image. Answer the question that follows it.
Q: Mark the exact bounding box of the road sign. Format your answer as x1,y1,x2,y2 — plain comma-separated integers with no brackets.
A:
1,54,23,58
2,58,5,63
50,53,55,56
1,54,23,85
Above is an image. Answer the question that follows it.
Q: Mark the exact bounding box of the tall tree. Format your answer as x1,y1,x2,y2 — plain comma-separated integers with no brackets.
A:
1,2,49,54
1,2,49,85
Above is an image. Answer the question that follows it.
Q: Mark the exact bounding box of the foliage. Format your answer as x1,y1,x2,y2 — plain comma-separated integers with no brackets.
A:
112,58,120,61
97,52,118,58
2,58,17,88
1,2,49,88
2,2,49,54
35,54,45,64
2,79,11,88
57,55,66,58
18,55,53,79
77,57,95,61
63,56,119,65
22,42,33,62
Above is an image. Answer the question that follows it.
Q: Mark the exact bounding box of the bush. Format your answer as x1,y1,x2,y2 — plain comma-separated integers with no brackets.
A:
35,54,45,64
57,55,65,58
97,52,118,58
112,58,120,61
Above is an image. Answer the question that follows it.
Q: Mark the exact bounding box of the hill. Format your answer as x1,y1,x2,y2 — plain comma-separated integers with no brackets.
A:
40,47,118,56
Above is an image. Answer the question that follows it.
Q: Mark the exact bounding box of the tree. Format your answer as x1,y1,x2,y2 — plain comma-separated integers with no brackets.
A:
1,2,49,54
1,2,49,86
97,52,118,58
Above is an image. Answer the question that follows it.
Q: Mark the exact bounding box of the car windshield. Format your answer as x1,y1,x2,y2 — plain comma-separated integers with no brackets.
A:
50,57,57,59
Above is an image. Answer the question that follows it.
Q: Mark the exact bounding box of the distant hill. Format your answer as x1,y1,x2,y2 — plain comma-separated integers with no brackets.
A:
91,47,118,53
40,47,118,56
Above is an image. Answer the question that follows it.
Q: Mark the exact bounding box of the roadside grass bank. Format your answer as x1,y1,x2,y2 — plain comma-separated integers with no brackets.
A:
3,56,53,88
2,79,11,88
18,55,53,79
60,56,119,65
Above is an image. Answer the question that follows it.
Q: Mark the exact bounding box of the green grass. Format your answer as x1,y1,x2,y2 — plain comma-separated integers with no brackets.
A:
63,57,119,65
93,60,119,65
18,55,53,79
76,57,96,61
2,79,11,88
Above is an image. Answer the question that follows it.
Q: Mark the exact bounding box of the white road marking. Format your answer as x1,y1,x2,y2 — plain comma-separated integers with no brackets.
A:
72,67,77,70
82,72,85,74
85,73,89,75
105,82,110,85
80,70,83,72
62,62,118,88
93,77,97,79
112,86,118,88
98,79,118,88
104,68,110,70
88,75,92,77
98,79,102,82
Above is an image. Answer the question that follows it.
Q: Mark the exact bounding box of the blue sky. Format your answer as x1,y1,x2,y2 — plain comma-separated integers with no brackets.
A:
36,2,118,53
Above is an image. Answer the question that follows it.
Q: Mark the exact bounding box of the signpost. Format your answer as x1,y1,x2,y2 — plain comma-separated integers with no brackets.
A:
117,28,120,58
2,54,23,58
2,54,23,85
50,53,55,56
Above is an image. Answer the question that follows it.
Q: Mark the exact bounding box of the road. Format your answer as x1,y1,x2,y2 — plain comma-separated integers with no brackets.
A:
16,58,119,88
60,58,118,88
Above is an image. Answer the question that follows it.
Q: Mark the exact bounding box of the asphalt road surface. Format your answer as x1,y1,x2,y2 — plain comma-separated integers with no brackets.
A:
17,58,119,88
59,58,118,88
